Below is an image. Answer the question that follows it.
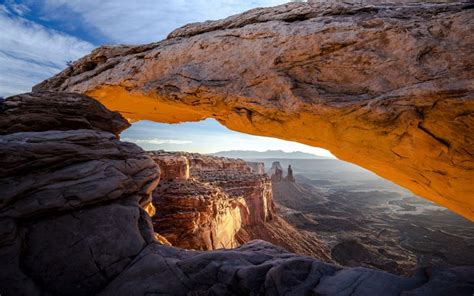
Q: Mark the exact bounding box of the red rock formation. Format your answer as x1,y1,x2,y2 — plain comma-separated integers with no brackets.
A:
152,178,244,250
148,151,331,260
193,168,275,225
149,151,189,181
34,2,474,220
149,151,263,249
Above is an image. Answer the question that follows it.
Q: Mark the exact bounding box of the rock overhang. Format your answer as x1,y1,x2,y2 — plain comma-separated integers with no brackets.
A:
33,1,474,220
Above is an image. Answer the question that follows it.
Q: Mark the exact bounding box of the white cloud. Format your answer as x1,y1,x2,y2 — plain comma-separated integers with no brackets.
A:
38,0,292,44
123,138,192,145
0,10,94,97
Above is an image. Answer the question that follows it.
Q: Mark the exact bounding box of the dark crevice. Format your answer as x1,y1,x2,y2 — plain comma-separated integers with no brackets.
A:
417,123,451,149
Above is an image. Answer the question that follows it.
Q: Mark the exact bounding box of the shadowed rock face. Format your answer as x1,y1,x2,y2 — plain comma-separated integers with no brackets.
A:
34,2,474,220
0,91,130,136
0,92,160,295
0,92,473,295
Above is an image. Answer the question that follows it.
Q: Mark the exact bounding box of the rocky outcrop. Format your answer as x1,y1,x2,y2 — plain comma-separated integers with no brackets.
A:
286,165,295,182
1,92,473,295
149,153,190,181
148,151,332,260
152,178,244,250
148,151,273,249
0,91,129,136
193,166,275,225
269,161,283,182
246,161,266,174
0,92,160,295
270,161,296,183
34,2,474,220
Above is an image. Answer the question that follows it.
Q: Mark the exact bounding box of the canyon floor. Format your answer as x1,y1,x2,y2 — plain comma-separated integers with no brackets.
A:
254,158,474,275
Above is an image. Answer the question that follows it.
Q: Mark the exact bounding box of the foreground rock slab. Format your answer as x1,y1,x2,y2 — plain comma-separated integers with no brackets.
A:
34,1,474,220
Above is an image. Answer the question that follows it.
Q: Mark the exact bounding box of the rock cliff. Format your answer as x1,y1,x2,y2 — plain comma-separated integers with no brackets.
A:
270,161,296,183
34,1,474,220
1,91,473,295
0,92,160,295
286,165,296,182
246,161,266,174
148,151,330,259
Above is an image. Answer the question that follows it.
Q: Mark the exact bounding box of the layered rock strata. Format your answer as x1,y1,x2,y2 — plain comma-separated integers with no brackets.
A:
0,92,473,295
148,151,332,260
0,92,160,295
152,178,244,249
148,151,273,248
34,2,474,220
246,161,266,175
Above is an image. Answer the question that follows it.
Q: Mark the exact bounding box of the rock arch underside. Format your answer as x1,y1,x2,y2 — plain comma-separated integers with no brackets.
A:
35,1,474,221
1,2,473,296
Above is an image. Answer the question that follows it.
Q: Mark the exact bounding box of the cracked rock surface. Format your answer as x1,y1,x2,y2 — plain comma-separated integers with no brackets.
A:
0,92,473,295
34,1,474,220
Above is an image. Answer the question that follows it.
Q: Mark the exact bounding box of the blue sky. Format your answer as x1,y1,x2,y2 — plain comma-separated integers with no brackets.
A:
0,0,334,157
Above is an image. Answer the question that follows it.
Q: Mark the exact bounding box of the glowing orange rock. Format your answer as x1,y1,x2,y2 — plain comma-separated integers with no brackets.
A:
35,2,474,220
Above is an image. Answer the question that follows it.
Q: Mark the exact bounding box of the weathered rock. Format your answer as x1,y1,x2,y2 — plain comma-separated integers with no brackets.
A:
152,178,244,250
285,165,295,182
0,91,129,136
98,240,474,296
185,152,252,173
194,168,275,225
149,151,190,181
149,151,331,260
34,2,474,220
268,161,283,173
0,92,160,295
23,203,150,295
247,161,266,174
1,92,473,295
0,129,159,218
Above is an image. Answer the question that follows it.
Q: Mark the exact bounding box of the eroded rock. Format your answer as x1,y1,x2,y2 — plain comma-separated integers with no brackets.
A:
0,92,160,295
0,91,129,136
0,91,472,295
149,151,333,261
34,2,474,220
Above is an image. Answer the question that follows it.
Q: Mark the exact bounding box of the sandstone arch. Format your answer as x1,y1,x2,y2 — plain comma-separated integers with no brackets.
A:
34,2,474,220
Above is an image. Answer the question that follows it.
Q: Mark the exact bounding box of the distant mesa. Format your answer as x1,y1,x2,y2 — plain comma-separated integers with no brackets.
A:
211,150,330,159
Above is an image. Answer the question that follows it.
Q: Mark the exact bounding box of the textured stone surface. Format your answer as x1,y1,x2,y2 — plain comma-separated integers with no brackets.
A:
152,178,244,250
34,2,474,220
0,92,160,295
149,152,190,181
0,129,159,218
98,240,474,296
150,151,332,260
0,91,129,136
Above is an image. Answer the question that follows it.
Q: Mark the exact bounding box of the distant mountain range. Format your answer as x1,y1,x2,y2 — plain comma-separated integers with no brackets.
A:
210,150,330,159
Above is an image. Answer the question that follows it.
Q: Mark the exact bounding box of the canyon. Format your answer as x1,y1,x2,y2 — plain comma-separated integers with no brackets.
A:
149,151,331,260
265,158,474,276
